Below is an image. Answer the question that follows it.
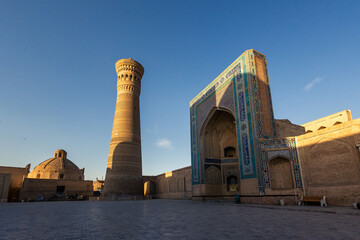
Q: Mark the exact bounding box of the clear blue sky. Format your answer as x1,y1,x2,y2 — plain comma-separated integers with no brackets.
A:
1,1,359,180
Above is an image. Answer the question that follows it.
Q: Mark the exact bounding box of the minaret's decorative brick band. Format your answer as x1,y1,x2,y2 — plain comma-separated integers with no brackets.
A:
103,58,144,198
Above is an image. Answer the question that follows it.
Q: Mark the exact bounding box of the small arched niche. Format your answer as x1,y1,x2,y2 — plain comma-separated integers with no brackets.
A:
226,175,238,191
224,146,236,157
205,166,222,184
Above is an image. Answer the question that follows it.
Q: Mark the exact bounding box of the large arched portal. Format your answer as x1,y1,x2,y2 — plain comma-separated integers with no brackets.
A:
202,109,238,159
200,109,239,196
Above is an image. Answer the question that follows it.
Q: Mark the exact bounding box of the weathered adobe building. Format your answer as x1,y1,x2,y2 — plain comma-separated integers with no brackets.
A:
0,149,93,202
93,179,105,191
0,165,30,202
143,167,192,200
147,49,360,206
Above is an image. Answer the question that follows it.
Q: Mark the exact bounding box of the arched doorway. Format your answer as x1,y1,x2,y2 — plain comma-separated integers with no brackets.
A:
205,166,222,184
144,180,156,197
268,157,294,190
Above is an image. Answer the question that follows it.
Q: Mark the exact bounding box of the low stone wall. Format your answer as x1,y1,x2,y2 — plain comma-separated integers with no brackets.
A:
305,184,360,206
296,119,360,206
144,166,192,200
20,178,93,201
240,196,297,205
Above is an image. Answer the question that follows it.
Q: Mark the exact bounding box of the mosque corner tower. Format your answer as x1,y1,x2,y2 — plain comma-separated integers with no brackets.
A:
103,58,144,199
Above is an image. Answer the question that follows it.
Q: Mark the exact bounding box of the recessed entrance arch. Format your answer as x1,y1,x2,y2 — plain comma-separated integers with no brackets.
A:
144,180,156,197
200,108,240,195
268,157,294,190
201,108,238,159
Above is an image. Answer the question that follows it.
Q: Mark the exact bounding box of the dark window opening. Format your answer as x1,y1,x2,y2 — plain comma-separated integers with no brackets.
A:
59,174,64,179
56,186,65,193
224,147,236,157
227,175,238,185
226,175,238,191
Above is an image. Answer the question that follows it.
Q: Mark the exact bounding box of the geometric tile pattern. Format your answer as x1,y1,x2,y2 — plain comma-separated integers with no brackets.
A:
190,50,281,193
190,51,262,184
234,56,256,179
259,137,303,193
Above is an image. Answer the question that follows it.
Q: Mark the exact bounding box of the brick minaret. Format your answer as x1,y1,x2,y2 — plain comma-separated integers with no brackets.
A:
103,58,144,199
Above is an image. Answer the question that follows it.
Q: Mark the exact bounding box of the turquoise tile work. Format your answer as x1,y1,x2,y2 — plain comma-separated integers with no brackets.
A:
190,51,256,184
189,50,285,192
260,138,303,192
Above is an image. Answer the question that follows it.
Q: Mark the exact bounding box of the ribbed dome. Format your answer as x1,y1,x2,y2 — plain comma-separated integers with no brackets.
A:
28,149,85,181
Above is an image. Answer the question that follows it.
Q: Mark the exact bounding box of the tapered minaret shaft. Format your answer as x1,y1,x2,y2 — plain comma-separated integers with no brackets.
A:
103,58,144,198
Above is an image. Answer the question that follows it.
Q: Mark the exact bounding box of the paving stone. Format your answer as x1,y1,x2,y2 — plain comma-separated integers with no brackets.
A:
0,200,360,239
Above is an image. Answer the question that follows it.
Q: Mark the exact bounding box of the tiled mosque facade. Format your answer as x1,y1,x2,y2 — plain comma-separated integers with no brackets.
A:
151,49,360,206
1,50,359,206
189,49,303,203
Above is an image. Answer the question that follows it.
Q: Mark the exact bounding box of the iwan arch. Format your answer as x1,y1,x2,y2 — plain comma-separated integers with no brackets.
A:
190,49,284,200
147,49,360,206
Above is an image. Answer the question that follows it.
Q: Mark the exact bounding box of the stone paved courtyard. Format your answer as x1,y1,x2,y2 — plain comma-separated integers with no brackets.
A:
1,200,360,239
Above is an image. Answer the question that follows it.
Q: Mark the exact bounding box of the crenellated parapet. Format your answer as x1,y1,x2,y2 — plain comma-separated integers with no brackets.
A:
116,58,144,74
